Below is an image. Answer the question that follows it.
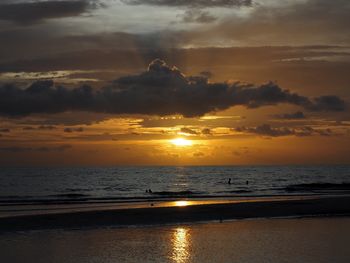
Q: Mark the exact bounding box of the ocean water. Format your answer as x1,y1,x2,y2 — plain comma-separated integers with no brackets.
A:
2,218,350,263
0,166,349,205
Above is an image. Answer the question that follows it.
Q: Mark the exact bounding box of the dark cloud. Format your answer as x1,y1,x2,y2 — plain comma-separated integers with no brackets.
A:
122,0,252,8
1,39,349,79
235,124,333,137
202,128,212,135
199,71,213,79
64,127,84,133
0,0,99,24
206,0,350,46
0,128,10,133
23,126,35,130
311,96,346,112
0,144,72,152
275,111,306,120
38,125,57,130
0,31,184,66
180,10,217,23
0,60,346,117
23,125,56,130
180,127,198,135
235,124,294,137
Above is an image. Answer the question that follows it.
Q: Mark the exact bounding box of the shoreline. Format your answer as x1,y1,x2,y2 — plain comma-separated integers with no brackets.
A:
1,195,350,232
0,194,326,218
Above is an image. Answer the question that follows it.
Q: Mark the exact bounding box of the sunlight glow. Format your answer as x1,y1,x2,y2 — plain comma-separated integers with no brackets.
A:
171,227,190,263
170,138,192,147
174,200,190,207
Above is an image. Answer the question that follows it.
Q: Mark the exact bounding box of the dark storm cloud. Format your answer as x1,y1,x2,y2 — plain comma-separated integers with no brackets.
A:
122,0,252,7
0,60,346,117
0,0,99,24
235,124,333,137
275,111,306,120
0,144,72,152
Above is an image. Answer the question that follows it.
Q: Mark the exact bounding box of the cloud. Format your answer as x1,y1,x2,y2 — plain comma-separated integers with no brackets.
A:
23,125,56,130
202,128,212,135
23,126,35,130
235,124,333,137
0,144,72,152
235,124,294,137
193,152,205,157
0,59,346,117
122,0,252,8
274,111,306,120
64,127,84,133
204,0,350,46
0,128,10,133
180,127,198,135
0,0,99,24
311,96,346,112
38,125,57,130
180,10,217,23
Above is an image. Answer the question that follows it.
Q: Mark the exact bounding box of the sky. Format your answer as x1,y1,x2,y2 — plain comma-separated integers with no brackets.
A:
0,0,349,166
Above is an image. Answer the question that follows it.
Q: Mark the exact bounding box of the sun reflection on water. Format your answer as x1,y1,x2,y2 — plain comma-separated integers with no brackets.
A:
174,200,190,207
171,227,190,263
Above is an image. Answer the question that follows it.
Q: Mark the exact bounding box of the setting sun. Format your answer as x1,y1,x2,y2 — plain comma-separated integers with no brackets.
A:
170,138,193,147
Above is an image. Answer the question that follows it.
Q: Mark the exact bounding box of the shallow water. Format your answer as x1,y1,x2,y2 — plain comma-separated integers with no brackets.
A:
1,166,349,204
1,217,350,263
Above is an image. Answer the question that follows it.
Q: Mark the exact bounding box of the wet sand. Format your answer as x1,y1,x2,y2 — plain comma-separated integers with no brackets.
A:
1,195,350,232
1,217,350,263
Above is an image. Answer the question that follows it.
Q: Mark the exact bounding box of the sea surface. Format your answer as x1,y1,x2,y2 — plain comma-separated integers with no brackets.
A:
0,166,349,205
2,217,350,263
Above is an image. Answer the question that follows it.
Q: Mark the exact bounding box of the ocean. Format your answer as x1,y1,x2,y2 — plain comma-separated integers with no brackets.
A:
1,166,349,205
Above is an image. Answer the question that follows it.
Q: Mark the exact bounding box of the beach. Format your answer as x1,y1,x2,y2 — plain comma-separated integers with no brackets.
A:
1,195,350,232
1,217,350,263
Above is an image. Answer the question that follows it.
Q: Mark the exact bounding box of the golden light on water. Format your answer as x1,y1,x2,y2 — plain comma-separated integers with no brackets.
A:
171,227,190,263
170,138,193,147
174,201,190,207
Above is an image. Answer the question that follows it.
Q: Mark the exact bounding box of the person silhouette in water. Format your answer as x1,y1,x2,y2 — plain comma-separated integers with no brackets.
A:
228,178,232,185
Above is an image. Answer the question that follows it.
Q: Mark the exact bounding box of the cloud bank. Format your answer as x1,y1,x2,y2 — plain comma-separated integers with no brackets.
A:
235,124,333,137
122,0,252,7
0,59,346,117
0,0,99,24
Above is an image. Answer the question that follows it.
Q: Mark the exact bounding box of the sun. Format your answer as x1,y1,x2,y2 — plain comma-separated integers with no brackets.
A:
170,138,193,147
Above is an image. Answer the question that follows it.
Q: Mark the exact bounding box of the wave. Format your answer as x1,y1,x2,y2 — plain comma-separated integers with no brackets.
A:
216,190,253,194
285,183,350,192
49,193,90,198
150,191,197,197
